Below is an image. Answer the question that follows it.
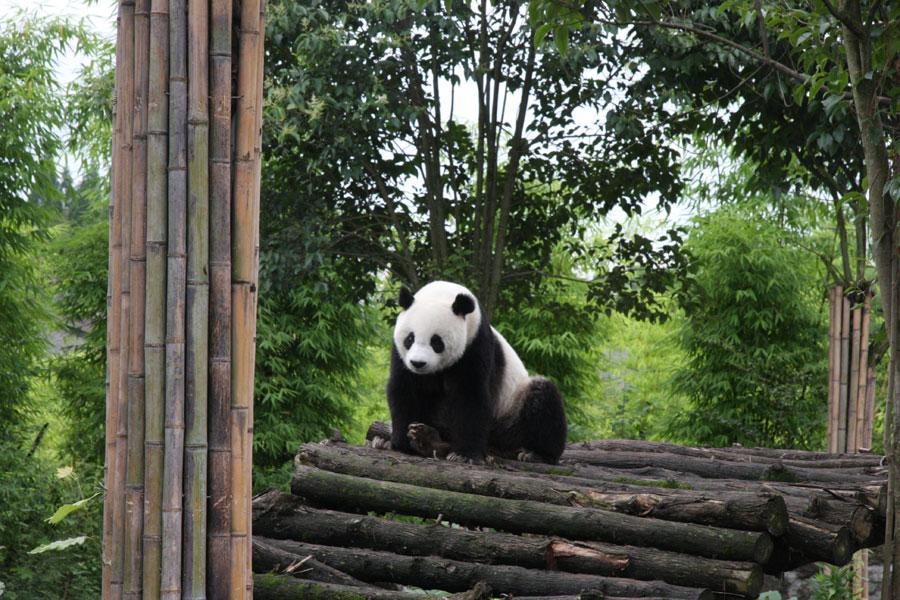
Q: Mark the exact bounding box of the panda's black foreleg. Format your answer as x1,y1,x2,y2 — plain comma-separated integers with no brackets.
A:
406,423,451,459
491,378,567,464
443,382,492,464
385,350,427,455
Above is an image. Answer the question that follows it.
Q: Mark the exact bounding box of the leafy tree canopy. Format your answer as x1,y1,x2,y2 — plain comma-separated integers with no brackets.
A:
263,0,689,320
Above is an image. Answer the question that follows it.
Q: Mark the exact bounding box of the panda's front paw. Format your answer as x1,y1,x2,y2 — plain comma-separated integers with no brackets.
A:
407,422,448,458
516,449,540,462
446,452,484,465
369,436,392,450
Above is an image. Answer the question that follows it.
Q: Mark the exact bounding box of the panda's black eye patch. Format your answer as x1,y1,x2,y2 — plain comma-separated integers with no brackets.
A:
430,335,445,354
404,332,415,350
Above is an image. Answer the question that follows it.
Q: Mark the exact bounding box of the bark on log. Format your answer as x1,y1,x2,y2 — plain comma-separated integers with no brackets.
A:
781,493,876,545
567,439,885,470
253,491,763,597
354,439,885,524
366,422,886,467
291,464,773,564
781,516,854,566
558,449,882,484
255,537,713,599
253,573,493,600
300,442,787,536
252,537,369,587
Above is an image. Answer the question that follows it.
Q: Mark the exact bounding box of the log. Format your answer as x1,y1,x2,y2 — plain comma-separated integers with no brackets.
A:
365,422,887,467
299,442,788,536
357,436,885,508
256,537,713,599
782,515,853,566
558,449,882,483
253,574,494,600
291,464,773,564
566,440,885,470
253,491,764,597
252,537,369,587
781,493,876,546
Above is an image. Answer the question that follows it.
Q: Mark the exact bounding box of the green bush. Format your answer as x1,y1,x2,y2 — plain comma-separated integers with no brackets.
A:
253,267,383,481
0,441,102,599
496,276,605,441
668,209,828,448
49,215,108,464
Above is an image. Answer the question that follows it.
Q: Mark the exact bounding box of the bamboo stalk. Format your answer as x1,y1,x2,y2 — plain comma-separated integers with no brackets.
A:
102,47,123,599
183,0,210,594
207,0,232,593
828,287,839,452
231,0,262,594
839,293,851,452
111,0,136,595
247,5,265,596
857,296,873,448
161,0,187,593
123,0,149,593
849,301,862,453
141,0,168,593
865,367,877,449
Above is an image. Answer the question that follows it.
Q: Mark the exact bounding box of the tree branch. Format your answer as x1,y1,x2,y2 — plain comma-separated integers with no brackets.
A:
820,0,865,38
602,18,891,106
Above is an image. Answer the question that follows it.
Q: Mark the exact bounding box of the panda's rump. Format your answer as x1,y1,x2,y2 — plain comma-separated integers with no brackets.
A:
490,328,530,419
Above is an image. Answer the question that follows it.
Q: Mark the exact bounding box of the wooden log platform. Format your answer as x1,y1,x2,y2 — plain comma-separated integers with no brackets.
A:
251,423,888,599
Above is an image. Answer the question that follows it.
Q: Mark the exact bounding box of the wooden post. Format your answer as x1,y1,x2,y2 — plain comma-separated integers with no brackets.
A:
103,0,264,595
828,287,840,452
839,293,851,452
207,0,233,594
827,288,875,599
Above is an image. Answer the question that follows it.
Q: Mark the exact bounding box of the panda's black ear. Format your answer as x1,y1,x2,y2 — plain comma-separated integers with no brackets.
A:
452,293,476,317
398,287,414,310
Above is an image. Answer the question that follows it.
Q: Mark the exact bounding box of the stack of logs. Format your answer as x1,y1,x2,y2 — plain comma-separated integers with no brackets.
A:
251,422,888,599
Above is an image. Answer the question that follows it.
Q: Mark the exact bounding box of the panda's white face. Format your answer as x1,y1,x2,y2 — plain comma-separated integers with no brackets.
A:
393,281,481,375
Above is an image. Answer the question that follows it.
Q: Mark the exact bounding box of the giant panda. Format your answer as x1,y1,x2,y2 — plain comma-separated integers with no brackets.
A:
375,280,567,464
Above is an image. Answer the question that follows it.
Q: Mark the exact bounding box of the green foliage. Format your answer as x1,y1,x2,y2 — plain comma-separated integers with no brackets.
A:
495,272,605,440
668,209,828,448
49,208,108,464
591,310,689,440
0,441,101,599
253,265,384,472
263,0,688,318
810,563,854,600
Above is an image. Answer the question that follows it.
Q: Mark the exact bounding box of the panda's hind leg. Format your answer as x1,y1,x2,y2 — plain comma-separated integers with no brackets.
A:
492,378,567,464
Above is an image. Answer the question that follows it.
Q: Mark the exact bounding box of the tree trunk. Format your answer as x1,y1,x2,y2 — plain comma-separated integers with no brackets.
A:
255,537,713,599
291,464,774,563
253,490,763,597
300,442,788,535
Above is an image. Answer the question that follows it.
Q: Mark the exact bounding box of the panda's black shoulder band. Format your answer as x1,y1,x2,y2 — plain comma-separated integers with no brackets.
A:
399,287,414,310
452,293,476,316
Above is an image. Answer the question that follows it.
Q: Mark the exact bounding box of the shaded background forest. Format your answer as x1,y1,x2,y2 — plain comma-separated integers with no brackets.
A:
1,0,896,597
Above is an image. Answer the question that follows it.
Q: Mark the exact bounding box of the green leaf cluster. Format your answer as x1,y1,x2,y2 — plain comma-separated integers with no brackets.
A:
668,209,828,448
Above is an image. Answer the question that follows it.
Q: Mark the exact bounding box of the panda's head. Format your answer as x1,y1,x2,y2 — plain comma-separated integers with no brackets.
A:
393,281,481,375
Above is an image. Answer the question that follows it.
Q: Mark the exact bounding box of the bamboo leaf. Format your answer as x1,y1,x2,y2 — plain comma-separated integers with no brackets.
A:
47,492,100,524
28,536,88,554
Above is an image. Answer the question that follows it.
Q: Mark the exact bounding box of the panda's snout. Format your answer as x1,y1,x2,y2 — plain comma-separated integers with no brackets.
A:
410,360,427,370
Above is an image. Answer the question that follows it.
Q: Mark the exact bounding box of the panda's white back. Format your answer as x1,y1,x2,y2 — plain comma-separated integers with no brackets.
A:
491,327,530,418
